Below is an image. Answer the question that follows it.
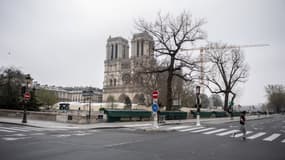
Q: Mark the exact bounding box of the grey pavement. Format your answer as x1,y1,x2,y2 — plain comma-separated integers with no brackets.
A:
0,114,271,130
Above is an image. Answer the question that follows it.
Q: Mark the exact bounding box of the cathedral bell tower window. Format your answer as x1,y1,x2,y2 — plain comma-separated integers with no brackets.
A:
111,44,114,60
137,41,140,57
115,44,118,59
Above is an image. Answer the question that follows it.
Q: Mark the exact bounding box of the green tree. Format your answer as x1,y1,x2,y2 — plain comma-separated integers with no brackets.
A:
181,82,196,108
124,96,132,109
265,84,285,113
0,67,26,109
200,94,210,108
36,89,58,107
210,94,223,107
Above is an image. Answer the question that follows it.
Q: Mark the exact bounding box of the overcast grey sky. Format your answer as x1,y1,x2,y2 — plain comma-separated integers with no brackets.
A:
0,0,284,105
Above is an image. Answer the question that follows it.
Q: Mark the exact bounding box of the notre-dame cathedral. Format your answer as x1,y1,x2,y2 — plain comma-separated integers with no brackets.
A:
103,32,154,104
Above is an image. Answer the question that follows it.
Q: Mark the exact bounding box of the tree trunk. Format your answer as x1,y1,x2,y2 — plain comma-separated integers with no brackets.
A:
224,92,229,112
166,70,173,111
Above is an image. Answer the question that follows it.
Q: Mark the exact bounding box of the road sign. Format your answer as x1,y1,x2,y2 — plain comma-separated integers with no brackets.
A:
24,92,31,101
152,103,159,112
152,90,159,99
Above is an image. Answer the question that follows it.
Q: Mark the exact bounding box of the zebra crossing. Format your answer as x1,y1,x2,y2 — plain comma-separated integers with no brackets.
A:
162,125,285,143
0,125,96,141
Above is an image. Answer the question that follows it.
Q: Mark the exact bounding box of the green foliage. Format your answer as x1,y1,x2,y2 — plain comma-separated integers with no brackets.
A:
265,84,285,113
36,89,58,107
124,96,132,109
210,94,223,107
200,94,210,108
0,67,26,109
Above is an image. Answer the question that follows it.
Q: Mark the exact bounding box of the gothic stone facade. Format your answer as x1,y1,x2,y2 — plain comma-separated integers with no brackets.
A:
103,32,154,104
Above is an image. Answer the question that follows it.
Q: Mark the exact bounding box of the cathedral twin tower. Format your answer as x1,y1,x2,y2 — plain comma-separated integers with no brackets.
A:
103,32,154,105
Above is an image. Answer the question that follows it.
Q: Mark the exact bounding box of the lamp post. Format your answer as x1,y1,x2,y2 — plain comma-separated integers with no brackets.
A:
22,74,32,123
196,85,201,126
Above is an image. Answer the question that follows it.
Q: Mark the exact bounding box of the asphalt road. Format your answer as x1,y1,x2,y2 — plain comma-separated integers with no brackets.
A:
0,114,284,160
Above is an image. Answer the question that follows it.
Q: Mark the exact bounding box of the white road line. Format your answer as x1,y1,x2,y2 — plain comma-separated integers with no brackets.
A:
168,126,193,130
53,134,71,137
73,133,92,136
179,127,204,132
203,128,227,135
192,128,215,133
281,139,285,143
247,132,266,139
0,127,28,132
0,129,15,133
29,133,45,136
263,133,281,141
2,137,31,141
4,133,26,137
216,130,239,136
123,124,152,127
233,131,253,138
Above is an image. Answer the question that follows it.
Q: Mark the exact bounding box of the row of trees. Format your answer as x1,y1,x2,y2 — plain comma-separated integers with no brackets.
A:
0,67,58,110
135,11,248,111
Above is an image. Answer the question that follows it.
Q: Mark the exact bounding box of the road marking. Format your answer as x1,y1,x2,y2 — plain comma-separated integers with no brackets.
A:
53,134,71,137
192,128,215,133
168,126,193,130
247,132,266,139
216,130,239,136
2,137,31,141
263,133,281,141
29,133,45,136
123,124,152,127
73,133,92,136
4,133,26,137
0,127,28,132
179,126,204,132
0,129,15,133
231,131,253,138
203,128,227,135
282,139,285,143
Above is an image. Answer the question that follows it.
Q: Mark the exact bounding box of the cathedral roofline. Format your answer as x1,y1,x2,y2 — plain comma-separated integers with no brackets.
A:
132,32,153,41
107,36,128,43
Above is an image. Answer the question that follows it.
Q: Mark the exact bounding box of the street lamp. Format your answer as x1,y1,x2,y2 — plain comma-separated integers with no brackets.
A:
196,85,201,126
22,74,32,123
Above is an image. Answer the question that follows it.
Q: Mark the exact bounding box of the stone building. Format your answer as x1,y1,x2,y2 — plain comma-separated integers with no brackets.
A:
103,32,155,104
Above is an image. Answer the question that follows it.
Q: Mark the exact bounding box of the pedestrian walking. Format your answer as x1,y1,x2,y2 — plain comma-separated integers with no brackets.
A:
232,111,246,140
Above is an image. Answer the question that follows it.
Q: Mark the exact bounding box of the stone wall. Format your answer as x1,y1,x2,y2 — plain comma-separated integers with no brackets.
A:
0,109,105,124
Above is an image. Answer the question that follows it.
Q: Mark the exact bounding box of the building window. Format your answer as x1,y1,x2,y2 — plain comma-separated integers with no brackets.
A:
111,44,114,60
141,40,144,56
137,41,140,57
114,79,116,86
123,45,126,58
110,79,113,86
115,44,118,59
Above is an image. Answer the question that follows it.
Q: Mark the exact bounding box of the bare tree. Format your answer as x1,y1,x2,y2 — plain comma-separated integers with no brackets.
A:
135,11,206,110
204,42,249,112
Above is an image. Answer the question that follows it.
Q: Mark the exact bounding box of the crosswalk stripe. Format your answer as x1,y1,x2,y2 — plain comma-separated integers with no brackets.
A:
216,130,239,136
263,134,281,141
192,128,215,133
168,126,193,130
282,139,285,143
0,129,15,133
203,128,227,135
232,131,253,138
0,127,28,132
247,132,266,139
179,126,204,132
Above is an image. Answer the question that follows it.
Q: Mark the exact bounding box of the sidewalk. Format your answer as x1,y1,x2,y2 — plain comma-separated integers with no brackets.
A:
0,115,271,130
